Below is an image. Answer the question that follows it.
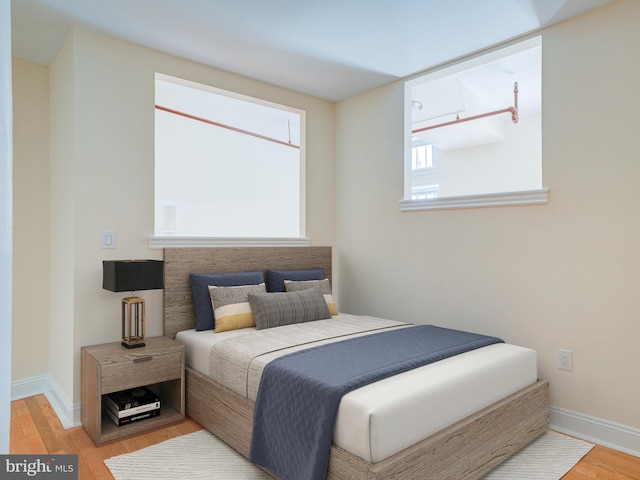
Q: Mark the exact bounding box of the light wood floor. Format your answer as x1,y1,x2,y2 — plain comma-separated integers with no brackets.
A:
11,394,640,480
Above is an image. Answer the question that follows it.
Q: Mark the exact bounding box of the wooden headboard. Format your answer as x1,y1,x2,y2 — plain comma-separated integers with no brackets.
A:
163,246,332,339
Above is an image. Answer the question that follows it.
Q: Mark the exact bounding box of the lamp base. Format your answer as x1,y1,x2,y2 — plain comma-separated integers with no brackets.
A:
121,296,146,349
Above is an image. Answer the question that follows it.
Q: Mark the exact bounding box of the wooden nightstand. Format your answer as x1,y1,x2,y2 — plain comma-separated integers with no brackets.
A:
81,336,185,446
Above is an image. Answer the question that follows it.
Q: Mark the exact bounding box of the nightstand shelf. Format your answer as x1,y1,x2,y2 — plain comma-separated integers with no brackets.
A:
81,336,185,446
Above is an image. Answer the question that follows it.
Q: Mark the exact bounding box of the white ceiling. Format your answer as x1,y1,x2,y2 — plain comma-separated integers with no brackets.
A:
11,0,616,102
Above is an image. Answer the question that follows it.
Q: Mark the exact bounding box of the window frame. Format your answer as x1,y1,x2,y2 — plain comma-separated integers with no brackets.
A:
402,36,548,212
151,73,308,248
400,188,548,211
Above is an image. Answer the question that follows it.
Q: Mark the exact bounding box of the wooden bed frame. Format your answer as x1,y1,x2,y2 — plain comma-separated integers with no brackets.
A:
163,247,549,480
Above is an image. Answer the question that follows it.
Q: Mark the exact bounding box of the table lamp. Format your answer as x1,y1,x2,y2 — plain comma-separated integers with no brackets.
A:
102,260,164,348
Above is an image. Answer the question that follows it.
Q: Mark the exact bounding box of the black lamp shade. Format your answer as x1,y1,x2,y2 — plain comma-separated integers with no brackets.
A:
102,260,164,293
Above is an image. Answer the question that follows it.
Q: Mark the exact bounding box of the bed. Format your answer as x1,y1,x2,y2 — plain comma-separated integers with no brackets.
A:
163,246,549,480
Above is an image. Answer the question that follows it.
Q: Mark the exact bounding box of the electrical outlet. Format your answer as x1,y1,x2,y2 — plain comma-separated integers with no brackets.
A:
557,349,573,371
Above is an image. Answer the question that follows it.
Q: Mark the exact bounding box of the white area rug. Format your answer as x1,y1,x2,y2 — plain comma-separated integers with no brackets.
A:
105,429,593,480
482,430,593,479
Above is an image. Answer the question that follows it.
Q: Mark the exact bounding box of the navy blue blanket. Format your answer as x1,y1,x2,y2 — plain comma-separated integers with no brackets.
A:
249,325,503,480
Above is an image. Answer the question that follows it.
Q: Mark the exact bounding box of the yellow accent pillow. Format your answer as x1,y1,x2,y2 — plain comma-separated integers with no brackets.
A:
208,283,266,332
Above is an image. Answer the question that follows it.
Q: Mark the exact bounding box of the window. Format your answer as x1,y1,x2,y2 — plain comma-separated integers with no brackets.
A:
402,37,547,211
153,74,305,241
411,141,435,171
412,184,439,200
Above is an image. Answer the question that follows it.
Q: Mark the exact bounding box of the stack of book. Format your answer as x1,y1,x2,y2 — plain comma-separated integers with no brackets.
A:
105,386,161,426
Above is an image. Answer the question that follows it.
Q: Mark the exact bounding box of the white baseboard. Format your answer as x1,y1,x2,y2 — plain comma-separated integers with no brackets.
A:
550,405,640,458
11,375,81,429
44,376,81,429
10,375,48,401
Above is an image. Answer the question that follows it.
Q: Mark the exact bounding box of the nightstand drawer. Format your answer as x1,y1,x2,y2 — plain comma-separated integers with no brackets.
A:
101,350,183,394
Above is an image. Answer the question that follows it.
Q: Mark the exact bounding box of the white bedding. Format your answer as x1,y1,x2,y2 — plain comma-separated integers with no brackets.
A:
176,314,538,463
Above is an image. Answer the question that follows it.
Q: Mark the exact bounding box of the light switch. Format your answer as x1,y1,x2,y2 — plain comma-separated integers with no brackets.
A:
101,230,116,249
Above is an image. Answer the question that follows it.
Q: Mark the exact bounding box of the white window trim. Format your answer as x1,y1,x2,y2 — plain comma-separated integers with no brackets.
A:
400,188,548,212
148,236,310,249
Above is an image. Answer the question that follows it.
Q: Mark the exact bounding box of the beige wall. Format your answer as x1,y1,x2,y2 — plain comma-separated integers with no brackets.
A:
11,57,50,381
335,0,640,430
48,31,78,408
43,29,336,405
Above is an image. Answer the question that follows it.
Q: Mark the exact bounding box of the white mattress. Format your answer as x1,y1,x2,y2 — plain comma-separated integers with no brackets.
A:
176,322,537,463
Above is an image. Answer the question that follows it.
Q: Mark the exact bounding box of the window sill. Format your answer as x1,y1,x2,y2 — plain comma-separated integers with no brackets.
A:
400,188,549,212
148,236,311,249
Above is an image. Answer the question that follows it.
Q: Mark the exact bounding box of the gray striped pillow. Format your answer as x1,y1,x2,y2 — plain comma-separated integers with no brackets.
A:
248,287,331,330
